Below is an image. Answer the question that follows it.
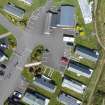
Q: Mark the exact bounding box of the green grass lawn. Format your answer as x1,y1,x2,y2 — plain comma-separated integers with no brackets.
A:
0,24,8,35
0,0,47,27
75,35,98,49
7,34,17,48
64,70,90,85
79,58,96,69
61,87,82,100
30,44,44,62
4,48,13,58
22,67,34,82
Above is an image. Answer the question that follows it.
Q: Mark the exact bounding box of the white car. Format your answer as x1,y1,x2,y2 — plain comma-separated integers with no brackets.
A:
13,91,22,98
63,37,75,43
0,44,8,48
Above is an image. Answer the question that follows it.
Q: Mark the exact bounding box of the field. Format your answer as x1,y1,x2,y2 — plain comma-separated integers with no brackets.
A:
88,0,105,104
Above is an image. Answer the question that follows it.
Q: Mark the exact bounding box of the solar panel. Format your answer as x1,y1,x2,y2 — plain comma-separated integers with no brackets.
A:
69,60,91,75
35,75,55,90
59,92,82,105
76,46,99,62
4,3,25,18
22,89,49,105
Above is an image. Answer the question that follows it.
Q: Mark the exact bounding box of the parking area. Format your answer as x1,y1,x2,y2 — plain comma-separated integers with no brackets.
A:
26,5,75,73
42,29,73,72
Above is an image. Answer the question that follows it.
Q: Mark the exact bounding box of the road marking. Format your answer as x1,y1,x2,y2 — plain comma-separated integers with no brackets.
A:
16,66,22,71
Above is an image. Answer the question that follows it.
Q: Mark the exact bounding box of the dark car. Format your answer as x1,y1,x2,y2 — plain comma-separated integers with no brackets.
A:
0,70,5,76
8,96,19,103
66,42,74,46
0,64,6,69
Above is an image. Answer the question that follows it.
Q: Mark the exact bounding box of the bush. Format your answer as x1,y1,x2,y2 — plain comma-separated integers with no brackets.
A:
31,45,44,61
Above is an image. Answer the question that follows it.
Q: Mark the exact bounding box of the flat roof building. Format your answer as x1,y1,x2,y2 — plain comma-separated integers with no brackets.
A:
4,3,25,18
44,5,76,34
58,92,82,105
75,45,99,62
57,5,76,28
33,75,56,92
22,89,49,105
67,60,93,78
62,77,86,94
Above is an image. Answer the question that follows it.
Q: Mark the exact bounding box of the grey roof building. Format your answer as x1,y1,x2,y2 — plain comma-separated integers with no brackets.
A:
44,5,76,34
59,92,82,105
75,46,99,62
57,5,76,28
67,60,93,78
22,89,49,105
33,75,56,92
4,3,25,18
62,77,86,94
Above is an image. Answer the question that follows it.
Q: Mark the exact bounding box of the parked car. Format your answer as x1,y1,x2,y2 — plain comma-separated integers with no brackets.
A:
8,91,23,104
0,43,8,49
13,91,22,99
60,57,69,65
8,96,24,105
0,70,5,76
0,64,6,69
66,42,74,46
8,96,19,103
